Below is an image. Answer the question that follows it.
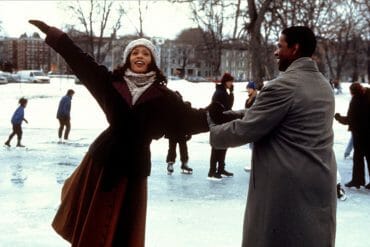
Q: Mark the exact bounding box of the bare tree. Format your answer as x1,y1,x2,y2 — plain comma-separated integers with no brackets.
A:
64,0,124,64
239,0,273,86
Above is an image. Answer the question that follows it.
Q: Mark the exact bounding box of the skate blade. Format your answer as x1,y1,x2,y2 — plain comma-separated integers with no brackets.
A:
338,195,347,201
207,177,222,181
181,170,192,174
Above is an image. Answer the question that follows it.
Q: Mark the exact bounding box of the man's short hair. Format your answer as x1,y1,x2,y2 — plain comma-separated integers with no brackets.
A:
282,26,316,57
67,89,75,95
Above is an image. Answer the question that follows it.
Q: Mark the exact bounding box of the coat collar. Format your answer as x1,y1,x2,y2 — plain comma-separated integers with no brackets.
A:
113,80,164,107
285,57,319,73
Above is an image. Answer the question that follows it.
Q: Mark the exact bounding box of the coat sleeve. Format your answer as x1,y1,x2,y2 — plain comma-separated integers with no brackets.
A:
166,91,209,138
210,80,294,149
45,27,111,110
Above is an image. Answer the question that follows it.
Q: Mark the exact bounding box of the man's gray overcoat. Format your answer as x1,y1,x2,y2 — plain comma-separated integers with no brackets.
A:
210,57,337,247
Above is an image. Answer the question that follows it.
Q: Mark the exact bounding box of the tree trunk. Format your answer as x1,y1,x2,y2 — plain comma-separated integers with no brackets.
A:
247,0,273,87
368,40,370,84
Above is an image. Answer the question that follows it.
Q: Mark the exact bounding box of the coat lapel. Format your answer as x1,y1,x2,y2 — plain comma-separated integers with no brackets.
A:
113,81,164,106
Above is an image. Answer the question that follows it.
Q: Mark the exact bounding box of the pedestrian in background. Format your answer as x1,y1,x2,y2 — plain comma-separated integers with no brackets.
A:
335,82,370,189
207,72,235,180
244,81,257,172
30,19,208,247
57,89,74,142
165,134,192,174
4,97,28,147
209,26,336,246
165,91,193,174
244,81,257,108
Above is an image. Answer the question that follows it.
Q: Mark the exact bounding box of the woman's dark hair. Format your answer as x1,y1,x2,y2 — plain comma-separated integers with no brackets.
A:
67,89,75,96
282,26,316,57
113,52,167,85
220,73,234,84
349,82,363,96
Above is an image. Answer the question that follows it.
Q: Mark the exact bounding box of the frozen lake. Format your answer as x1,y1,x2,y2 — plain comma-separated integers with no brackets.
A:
0,78,369,246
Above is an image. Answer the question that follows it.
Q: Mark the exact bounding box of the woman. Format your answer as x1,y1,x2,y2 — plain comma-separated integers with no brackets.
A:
29,20,208,246
244,81,257,172
335,82,370,189
244,81,257,108
207,73,235,180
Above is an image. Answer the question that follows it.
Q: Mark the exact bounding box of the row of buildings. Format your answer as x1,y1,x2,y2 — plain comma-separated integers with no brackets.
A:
0,33,250,81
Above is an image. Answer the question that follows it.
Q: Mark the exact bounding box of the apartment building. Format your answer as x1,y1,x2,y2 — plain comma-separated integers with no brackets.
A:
16,35,51,71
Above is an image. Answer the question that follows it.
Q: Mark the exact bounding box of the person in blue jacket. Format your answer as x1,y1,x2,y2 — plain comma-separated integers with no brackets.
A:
57,89,75,142
4,97,28,147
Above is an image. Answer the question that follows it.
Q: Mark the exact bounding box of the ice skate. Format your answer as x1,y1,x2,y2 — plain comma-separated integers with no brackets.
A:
4,141,10,147
337,183,347,201
207,172,222,181
16,143,25,148
167,162,174,175
219,167,233,177
244,164,251,172
181,162,193,174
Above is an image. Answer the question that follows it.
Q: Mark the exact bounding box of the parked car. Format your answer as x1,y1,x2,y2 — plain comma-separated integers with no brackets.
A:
0,72,8,84
16,70,50,83
0,71,20,83
185,76,208,82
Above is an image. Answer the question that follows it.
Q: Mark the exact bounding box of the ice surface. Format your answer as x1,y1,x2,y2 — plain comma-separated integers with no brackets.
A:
0,78,369,246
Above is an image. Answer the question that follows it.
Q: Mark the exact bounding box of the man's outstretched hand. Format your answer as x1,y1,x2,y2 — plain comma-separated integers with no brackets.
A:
29,20,50,34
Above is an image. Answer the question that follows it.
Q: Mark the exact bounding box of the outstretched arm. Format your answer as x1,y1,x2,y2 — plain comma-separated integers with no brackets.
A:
29,20,50,34
29,20,111,111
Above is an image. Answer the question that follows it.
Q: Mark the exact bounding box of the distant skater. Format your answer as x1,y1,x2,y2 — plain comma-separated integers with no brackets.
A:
165,134,192,174
165,91,193,175
4,97,28,147
57,89,74,142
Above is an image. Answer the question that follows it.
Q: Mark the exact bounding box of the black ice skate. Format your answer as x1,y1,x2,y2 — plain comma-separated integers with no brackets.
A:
337,183,347,201
167,162,174,175
181,162,193,174
207,171,222,181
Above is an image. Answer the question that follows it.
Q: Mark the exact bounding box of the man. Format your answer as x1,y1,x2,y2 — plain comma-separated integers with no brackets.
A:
57,89,74,142
209,26,336,246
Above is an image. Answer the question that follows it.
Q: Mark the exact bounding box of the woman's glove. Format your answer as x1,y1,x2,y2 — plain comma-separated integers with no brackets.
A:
229,84,234,93
29,20,50,34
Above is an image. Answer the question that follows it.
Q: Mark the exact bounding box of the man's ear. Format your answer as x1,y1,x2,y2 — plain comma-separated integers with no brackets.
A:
292,43,300,56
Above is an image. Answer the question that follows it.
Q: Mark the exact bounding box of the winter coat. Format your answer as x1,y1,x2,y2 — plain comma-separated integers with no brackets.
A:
57,95,72,119
208,84,239,125
11,106,25,125
210,57,336,247
212,83,234,110
46,27,209,245
45,27,208,184
245,94,256,109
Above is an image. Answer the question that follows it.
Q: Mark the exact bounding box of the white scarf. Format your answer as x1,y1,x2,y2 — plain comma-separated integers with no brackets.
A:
124,69,156,104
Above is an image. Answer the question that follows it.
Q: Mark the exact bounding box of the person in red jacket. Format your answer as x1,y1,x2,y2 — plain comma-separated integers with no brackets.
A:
29,20,208,247
207,73,236,180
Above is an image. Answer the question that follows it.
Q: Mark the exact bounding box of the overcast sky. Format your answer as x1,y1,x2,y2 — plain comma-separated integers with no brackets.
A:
0,1,196,39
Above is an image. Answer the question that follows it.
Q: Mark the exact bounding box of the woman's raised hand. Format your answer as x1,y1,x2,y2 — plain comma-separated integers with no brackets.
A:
29,20,50,34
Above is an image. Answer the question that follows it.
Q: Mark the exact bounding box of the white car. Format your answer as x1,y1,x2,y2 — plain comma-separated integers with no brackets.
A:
16,70,50,83
0,72,9,84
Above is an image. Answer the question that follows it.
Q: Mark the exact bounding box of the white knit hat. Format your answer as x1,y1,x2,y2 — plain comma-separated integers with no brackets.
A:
122,38,159,66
